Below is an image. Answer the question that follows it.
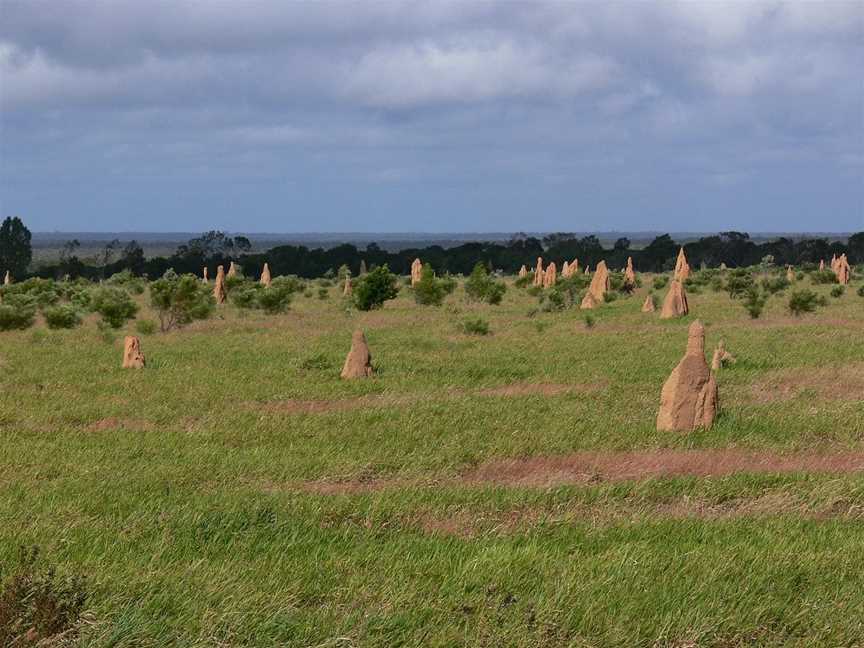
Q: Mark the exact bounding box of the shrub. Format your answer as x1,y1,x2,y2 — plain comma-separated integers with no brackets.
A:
230,284,260,310
830,285,845,298
43,304,81,329
461,316,490,335
0,294,36,331
259,282,294,314
602,291,618,303
317,287,330,300
354,265,399,311
150,271,214,331
725,269,754,299
583,313,596,329
761,276,790,295
464,262,506,305
271,276,304,294
414,264,447,306
439,273,458,295
858,285,864,297
135,319,157,335
106,269,145,294
1,278,59,309
0,547,88,647
653,275,669,290
742,286,768,319
810,269,838,285
788,289,823,316
90,286,138,328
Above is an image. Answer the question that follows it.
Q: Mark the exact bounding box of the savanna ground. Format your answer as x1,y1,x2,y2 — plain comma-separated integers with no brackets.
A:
1,271,863,647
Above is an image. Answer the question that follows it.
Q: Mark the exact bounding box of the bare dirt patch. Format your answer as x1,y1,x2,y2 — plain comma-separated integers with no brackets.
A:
749,362,864,404
88,417,153,432
466,449,864,488
294,449,864,495
410,490,864,538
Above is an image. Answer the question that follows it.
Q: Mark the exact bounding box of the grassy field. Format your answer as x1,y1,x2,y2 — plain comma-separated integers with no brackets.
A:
1,270,863,646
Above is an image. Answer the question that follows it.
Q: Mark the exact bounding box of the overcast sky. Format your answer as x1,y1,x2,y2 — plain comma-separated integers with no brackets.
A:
1,0,862,234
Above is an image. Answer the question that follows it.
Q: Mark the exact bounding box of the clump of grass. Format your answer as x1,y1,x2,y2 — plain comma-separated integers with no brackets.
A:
0,547,88,647
461,316,490,335
830,285,845,298
653,276,669,290
300,353,331,370
583,313,596,329
857,285,864,297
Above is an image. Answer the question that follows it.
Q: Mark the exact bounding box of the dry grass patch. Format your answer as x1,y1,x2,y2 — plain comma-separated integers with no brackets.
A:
87,417,153,432
749,362,864,404
292,449,864,494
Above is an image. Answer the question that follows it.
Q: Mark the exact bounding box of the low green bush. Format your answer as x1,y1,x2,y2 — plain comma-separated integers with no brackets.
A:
0,294,36,331
150,271,214,331
461,316,490,336
414,264,448,307
135,319,157,335
90,286,138,328
43,304,82,329
809,269,838,285
354,265,399,311
742,286,767,319
787,289,824,316
464,263,506,305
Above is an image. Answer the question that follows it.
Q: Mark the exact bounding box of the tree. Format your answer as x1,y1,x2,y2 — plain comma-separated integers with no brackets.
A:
0,217,33,278
613,237,631,252
58,239,83,278
176,231,235,259
122,241,146,274
234,236,252,253
848,232,864,263
99,239,121,277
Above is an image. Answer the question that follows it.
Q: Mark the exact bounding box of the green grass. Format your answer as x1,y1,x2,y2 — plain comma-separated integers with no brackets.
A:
1,273,863,646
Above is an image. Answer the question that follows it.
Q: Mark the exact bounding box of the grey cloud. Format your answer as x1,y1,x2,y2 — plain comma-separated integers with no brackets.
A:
0,0,861,232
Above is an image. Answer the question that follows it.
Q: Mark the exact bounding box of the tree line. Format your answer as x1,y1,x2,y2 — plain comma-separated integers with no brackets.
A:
2,218,861,282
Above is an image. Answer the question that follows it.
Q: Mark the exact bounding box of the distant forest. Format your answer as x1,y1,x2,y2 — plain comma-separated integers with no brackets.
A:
29,230,864,280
